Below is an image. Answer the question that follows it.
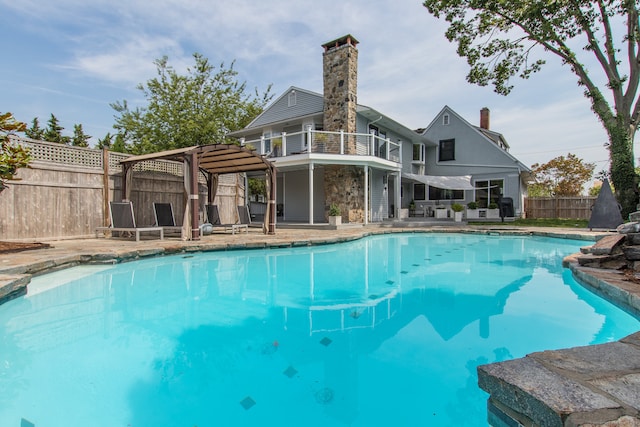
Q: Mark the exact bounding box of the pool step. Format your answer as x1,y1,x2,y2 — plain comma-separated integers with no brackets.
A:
577,234,627,269
580,234,626,255
576,253,627,269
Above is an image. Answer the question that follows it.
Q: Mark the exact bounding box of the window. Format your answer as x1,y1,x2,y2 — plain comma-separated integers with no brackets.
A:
474,180,504,208
429,186,464,201
412,143,425,162
263,131,271,153
288,90,296,107
443,114,450,125
414,183,426,201
439,139,455,161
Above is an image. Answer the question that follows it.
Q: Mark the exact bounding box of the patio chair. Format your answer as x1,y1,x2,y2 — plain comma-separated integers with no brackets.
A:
237,205,252,226
153,202,183,234
205,204,248,235
96,201,163,241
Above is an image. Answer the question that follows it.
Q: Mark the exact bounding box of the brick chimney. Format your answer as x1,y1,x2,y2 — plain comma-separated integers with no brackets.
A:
322,34,359,153
480,107,490,130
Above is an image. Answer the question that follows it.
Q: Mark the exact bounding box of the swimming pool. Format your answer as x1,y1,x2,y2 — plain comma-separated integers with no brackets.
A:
0,233,638,426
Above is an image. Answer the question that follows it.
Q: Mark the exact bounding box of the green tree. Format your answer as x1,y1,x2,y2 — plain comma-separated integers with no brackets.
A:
110,133,128,153
111,53,272,154
43,113,70,144
71,124,91,147
423,1,640,216
530,153,596,196
96,132,112,150
25,117,44,140
0,112,31,192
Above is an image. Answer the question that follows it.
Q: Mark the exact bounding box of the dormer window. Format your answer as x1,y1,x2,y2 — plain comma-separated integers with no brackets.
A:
443,113,450,125
288,90,297,107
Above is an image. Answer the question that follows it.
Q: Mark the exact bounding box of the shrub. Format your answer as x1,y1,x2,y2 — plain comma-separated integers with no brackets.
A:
488,202,499,209
451,203,464,212
329,203,341,216
467,201,478,210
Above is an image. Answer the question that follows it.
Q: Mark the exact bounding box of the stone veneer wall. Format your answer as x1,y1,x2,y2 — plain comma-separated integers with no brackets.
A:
322,37,363,222
324,165,365,223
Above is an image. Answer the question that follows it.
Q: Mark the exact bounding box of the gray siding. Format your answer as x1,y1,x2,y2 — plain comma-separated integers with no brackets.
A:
280,168,326,222
421,107,527,214
424,109,521,175
249,88,323,128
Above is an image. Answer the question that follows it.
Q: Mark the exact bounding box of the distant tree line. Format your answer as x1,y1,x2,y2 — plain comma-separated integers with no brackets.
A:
24,114,92,147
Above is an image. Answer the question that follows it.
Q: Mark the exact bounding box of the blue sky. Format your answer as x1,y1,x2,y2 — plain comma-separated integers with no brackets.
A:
1,0,622,172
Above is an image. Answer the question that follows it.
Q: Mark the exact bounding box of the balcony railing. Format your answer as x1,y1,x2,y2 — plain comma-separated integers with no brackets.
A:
240,130,402,164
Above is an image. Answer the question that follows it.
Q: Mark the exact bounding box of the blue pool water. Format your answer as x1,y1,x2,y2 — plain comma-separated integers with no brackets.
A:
0,233,639,427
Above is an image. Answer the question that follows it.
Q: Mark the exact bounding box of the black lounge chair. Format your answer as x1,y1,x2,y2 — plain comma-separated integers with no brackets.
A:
153,202,183,234
206,204,248,234
96,201,163,241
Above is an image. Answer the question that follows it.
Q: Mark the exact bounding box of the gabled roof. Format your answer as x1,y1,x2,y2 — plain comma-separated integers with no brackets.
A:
357,104,433,144
420,105,530,172
239,86,323,130
474,127,509,150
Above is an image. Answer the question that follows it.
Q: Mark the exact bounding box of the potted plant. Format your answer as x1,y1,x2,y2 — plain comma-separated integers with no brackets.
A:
328,203,342,226
487,202,500,219
451,203,464,222
435,204,448,219
466,201,479,219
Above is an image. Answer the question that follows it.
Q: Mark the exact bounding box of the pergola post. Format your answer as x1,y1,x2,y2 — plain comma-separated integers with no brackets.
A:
267,167,277,234
190,152,200,240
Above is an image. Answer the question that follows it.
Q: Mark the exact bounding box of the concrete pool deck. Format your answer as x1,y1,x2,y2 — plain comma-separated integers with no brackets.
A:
0,225,638,426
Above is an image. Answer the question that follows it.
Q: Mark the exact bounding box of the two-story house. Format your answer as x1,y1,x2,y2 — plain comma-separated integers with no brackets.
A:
229,34,530,224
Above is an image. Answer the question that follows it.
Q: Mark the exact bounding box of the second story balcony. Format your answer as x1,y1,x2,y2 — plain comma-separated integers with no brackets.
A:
240,129,402,164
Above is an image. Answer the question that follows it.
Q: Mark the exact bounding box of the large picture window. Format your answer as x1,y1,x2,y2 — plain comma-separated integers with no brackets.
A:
439,139,455,161
414,183,426,201
429,186,464,201
474,180,504,208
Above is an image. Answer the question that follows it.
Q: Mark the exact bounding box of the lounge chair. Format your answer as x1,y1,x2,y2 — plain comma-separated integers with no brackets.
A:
96,201,163,241
237,205,252,227
153,202,183,234
206,204,248,234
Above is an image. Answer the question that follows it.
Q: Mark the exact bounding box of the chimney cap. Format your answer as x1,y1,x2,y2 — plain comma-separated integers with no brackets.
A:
322,34,359,52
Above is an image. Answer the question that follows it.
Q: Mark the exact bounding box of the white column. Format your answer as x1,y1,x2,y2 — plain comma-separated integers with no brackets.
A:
364,166,369,225
395,171,402,219
309,163,314,225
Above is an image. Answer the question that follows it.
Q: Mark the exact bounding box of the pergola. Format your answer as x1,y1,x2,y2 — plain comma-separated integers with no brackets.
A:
119,143,277,239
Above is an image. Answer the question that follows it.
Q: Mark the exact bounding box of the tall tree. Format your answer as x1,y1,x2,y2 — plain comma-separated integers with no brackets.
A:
111,53,272,154
25,117,44,140
43,113,70,144
96,132,112,150
529,153,596,196
0,112,31,192
423,1,640,216
71,124,91,147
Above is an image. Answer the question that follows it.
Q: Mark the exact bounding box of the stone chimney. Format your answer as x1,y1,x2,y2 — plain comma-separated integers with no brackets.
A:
480,107,490,130
321,35,364,224
322,34,359,153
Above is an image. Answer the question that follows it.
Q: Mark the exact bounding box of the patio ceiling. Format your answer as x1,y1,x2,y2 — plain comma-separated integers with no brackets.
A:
120,143,275,175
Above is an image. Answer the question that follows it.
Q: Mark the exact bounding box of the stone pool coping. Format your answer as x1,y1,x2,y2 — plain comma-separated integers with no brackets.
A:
1,225,636,426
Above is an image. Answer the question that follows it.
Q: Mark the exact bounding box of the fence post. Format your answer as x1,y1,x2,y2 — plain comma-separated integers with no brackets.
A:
103,148,110,227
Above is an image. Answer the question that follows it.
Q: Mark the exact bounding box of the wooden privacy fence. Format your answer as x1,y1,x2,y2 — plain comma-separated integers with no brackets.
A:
524,196,597,219
0,137,245,240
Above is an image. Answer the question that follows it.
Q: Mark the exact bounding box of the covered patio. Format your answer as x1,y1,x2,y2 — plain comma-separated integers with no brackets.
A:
119,144,277,239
